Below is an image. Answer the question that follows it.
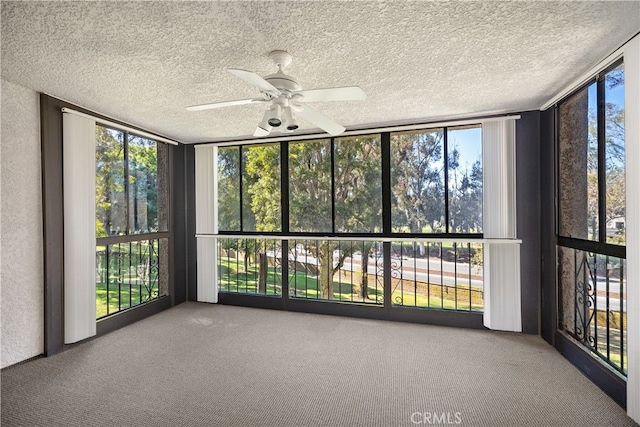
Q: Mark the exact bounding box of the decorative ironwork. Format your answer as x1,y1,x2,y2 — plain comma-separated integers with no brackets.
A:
563,248,626,376
96,238,165,320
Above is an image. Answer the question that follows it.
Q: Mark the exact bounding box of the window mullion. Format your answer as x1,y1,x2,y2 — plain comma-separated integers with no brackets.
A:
281,141,289,234
330,137,336,234
597,77,607,243
380,132,391,235
124,131,130,235
443,127,450,234
239,145,244,232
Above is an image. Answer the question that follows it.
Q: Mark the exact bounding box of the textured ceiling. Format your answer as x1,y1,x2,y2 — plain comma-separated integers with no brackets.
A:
2,1,639,143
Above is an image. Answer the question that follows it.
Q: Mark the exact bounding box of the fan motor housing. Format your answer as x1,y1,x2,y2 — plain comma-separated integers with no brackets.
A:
264,74,301,94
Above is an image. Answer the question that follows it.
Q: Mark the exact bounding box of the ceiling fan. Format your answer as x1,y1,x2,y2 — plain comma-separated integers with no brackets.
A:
186,50,366,137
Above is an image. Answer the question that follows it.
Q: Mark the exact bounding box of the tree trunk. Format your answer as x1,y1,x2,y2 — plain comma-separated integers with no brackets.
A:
317,241,333,299
243,251,249,273
359,242,373,299
258,253,268,293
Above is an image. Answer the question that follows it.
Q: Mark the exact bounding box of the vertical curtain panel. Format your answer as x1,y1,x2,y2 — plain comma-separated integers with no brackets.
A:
62,112,96,343
195,145,218,303
624,34,639,424
482,119,522,332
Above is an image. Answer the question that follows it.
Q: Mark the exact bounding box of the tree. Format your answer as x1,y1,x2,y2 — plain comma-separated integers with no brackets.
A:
95,126,125,236
333,136,382,298
585,68,626,242
128,136,160,232
242,137,382,300
391,131,444,256
449,159,482,233
217,147,240,231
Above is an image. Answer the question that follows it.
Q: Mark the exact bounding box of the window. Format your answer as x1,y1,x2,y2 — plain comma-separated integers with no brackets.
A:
391,129,445,233
391,125,482,234
333,135,382,233
215,127,486,311
556,60,626,376
217,146,240,232
242,143,281,232
604,64,625,245
95,125,169,319
447,126,483,233
558,83,598,240
288,139,332,233
558,63,625,245
128,134,168,234
96,127,126,236
96,127,168,236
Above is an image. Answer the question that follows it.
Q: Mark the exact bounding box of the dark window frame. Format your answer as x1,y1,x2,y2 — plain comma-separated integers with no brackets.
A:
556,57,626,258
95,124,172,320
96,124,170,238
217,125,483,239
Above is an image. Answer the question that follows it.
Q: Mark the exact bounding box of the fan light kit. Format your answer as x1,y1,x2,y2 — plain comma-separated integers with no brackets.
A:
186,50,366,137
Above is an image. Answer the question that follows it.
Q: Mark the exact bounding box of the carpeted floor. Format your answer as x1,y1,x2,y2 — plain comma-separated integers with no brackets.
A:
1,302,636,426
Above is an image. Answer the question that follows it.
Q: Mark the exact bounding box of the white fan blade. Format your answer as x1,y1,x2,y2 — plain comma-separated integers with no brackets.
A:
228,68,281,97
186,98,266,112
296,106,345,136
253,126,270,137
294,86,366,103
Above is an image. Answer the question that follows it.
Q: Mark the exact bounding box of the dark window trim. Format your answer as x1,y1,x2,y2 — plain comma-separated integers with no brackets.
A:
215,230,483,239
552,58,627,405
40,94,181,357
555,331,626,408
97,231,171,245
556,57,625,251
217,292,485,330
557,236,626,259
96,123,172,237
219,126,483,236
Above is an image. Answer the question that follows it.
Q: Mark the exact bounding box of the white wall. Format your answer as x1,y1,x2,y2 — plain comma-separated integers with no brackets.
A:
1,79,44,368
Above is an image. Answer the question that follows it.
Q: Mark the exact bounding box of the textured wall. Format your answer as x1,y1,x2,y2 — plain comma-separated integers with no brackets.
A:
1,79,44,368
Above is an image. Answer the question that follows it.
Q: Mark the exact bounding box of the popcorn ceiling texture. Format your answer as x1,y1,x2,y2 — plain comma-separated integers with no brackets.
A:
1,79,44,368
1,1,639,143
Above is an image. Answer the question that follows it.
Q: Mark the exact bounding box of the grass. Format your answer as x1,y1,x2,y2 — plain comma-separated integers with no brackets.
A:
218,256,483,311
96,280,159,319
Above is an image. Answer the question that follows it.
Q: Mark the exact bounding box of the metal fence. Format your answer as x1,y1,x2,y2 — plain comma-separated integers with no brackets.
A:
96,238,167,319
217,237,483,312
558,246,626,375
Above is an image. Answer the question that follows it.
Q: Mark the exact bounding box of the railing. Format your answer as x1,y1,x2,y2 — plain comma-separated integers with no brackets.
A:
558,246,626,375
390,241,483,311
217,237,484,312
96,237,168,319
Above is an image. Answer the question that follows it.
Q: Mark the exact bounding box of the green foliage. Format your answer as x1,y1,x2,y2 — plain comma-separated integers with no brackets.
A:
449,158,483,233
391,130,444,233
217,147,241,231
288,139,333,232
243,144,281,232
333,135,382,233
95,126,125,235
95,127,162,235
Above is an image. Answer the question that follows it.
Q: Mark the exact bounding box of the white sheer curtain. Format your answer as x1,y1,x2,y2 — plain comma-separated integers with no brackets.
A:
195,145,218,303
482,119,522,332
62,112,96,343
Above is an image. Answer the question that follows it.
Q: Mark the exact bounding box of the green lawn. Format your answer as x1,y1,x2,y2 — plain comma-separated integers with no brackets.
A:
96,280,159,319
219,257,482,310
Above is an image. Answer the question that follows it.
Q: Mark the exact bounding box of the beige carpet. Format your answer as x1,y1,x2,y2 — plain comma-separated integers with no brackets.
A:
1,302,636,427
